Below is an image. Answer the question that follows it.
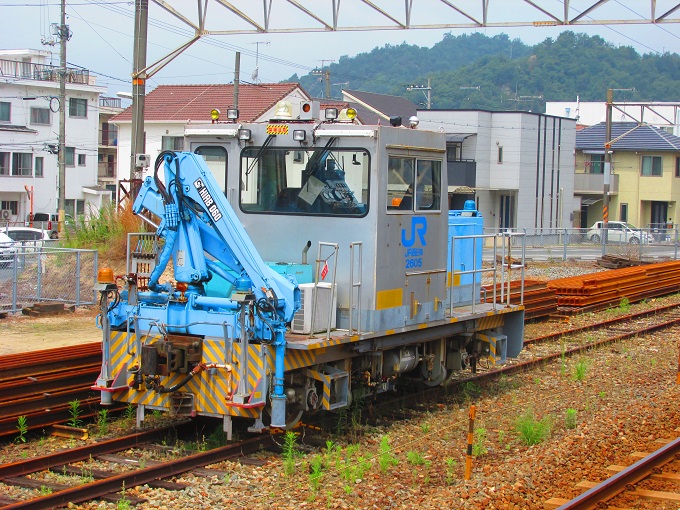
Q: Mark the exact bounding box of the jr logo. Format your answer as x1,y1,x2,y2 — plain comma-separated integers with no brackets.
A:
402,216,427,247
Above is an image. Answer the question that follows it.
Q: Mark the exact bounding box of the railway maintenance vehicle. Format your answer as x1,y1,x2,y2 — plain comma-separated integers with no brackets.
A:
93,101,525,438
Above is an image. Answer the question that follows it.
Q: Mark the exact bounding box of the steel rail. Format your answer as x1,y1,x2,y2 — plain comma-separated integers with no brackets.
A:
1,435,273,510
557,437,680,510
525,301,680,345
0,425,185,479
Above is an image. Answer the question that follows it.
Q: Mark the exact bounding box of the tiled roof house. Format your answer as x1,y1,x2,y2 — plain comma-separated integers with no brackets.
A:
111,82,311,181
575,121,680,229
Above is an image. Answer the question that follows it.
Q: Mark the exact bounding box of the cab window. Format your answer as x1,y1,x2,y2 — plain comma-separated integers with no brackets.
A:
195,146,228,194
387,156,441,213
240,145,369,217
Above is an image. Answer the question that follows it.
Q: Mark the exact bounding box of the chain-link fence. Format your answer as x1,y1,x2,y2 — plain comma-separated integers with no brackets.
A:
0,244,98,313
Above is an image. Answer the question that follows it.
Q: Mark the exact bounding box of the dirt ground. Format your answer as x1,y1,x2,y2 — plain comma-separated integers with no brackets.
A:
0,306,101,356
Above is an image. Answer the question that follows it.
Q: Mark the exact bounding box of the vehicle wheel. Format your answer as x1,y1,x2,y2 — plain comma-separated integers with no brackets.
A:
629,237,640,244
49,231,58,240
590,234,601,243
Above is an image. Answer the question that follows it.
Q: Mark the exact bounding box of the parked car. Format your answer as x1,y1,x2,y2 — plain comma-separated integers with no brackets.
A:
587,221,652,244
30,213,73,239
4,227,51,250
0,232,18,267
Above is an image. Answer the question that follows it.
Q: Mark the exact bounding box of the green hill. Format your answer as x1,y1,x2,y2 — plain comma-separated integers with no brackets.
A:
287,31,680,112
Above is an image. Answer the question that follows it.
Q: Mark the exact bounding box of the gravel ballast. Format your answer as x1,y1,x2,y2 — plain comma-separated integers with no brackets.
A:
1,261,679,509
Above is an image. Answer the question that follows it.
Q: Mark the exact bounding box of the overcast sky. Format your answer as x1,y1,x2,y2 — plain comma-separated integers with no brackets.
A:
3,1,680,100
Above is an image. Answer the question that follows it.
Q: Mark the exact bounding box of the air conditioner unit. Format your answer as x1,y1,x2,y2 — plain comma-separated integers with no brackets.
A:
0,210,11,220
135,153,151,168
292,282,337,334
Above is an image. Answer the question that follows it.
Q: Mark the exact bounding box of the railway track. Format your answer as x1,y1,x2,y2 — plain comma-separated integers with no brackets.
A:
0,344,106,439
0,424,274,509
547,434,680,509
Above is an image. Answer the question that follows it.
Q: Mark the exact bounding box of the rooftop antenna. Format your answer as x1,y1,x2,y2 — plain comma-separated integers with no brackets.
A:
249,41,269,83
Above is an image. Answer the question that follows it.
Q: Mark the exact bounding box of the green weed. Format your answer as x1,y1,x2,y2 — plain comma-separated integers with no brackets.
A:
565,408,577,429
406,451,426,465
473,427,488,456
309,455,324,493
378,435,399,473
445,457,457,485
15,415,28,443
573,359,588,381
618,297,631,313
67,400,82,428
97,409,109,436
282,431,299,476
39,485,52,495
515,409,551,446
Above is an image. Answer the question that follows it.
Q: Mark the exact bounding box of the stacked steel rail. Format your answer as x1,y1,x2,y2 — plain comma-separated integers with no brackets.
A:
0,343,103,438
548,260,680,316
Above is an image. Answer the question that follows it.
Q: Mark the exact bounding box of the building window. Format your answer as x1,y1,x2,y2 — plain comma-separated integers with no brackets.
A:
30,107,51,125
641,155,662,176
497,146,503,163
34,157,43,177
162,136,184,151
12,153,32,176
0,152,9,175
65,199,85,216
0,102,9,122
676,156,680,178
69,98,87,118
589,154,604,174
620,203,628,223
447,142,462,162
77,154,86,166
1,201,18,215
65,147,75,166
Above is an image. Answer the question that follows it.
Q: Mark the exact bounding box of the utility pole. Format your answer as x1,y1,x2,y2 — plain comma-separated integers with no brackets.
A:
233,52,240,111
603,88,612,254
130,0,148,185
602,88,634,254
406,78,432,109
312,60,335,99
57,0,69,232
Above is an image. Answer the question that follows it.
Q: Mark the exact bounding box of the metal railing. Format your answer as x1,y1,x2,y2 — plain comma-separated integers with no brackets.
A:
0,245,97,313
482,226,679,261
0,59,90,85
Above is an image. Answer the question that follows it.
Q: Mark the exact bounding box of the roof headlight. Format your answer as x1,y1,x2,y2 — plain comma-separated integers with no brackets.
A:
227,108,239,120
293,129,306,142
238,128,252,141
325,108,339,120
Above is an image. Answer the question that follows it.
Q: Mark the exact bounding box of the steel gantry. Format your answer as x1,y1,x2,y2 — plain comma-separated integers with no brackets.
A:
126,0,680,181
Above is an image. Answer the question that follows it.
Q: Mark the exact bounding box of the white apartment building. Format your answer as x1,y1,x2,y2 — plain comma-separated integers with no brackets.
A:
419,110,577,231
0,49,110,223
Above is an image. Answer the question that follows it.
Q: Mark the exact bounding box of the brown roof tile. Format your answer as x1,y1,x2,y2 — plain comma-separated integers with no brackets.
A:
111,83,308,123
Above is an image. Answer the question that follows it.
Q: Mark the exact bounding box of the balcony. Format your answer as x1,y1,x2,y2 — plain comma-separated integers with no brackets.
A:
99,130,118,147
0,59,90,85
99,97,121,108
574,172,619,194
98,162,115,179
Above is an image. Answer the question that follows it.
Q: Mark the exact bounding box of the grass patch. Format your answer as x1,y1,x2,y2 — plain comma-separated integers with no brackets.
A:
515,409,551,445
